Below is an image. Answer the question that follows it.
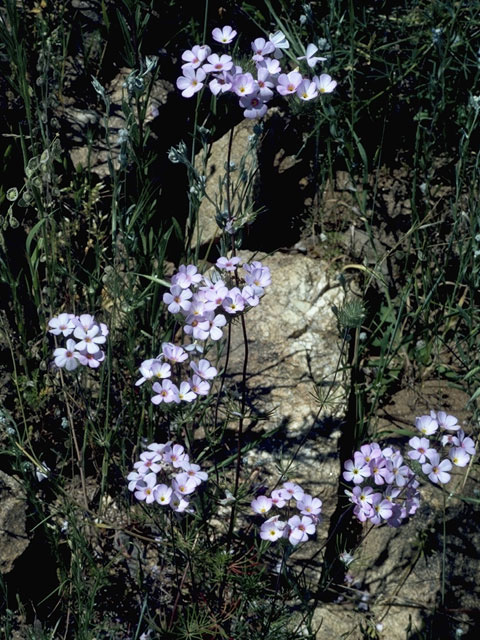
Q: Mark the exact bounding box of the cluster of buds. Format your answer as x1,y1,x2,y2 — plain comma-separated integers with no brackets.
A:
343,443,421,527
127,441,207,513
137,257,271,405
251,481,322,545
408,411,475,484
48,313,108,370
176,27,337,118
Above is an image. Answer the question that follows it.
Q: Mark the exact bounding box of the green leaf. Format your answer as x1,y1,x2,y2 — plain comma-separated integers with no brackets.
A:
133,272,170,287
26,217,47,257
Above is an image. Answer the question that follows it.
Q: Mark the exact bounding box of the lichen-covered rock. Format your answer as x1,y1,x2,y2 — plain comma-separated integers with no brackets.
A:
0,471,29,574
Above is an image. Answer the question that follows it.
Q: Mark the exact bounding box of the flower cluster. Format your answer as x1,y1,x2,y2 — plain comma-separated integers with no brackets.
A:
343,443,421,527
127,441,207,513
48,313,108,370
408,411,475,484
251,481,322,545
176,27,337,118
137,257,271,405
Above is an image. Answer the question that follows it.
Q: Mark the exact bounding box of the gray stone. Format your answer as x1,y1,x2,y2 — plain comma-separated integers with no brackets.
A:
0,471,29,574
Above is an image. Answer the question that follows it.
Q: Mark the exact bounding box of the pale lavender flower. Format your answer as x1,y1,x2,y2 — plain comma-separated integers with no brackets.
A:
73,324,106,354
277,71,303,95
148,441,172,455
177,381,197,403
99,322,109,337
181,45,210,69
356,443,382,466
48,313,75,336
232,72,256,97
74,314,96,332
183,317,210,341
203,53,233,74
81,349,105,368
134,473,157,503
135,358,163,386
258,57,281,74
371,494,393,521
172,473,197,495
296,79,318,100
343,455,371,484
270,488,287,508
204,312,226,341
173,264,203,289
244,266,271,294
251,495,273,514
456,429,476,455
190,289,216,313
297,43,326,68
387,452,410,487
422,452,452,484
189,375,210,395
222,291,245,314
441,432,457,447
369,456,391,485
268,31,290,58
178,67,204,98
151,379,179,404
212,25,237,44
314,73,337,94
415,414,438,436
180,462,208,486
190,358,217,380
134,451,163,475
170,492,192,513
408,436,436,464
155,484,173,506
240,93,268,119
255,67,275,100
350,485,375,509
203,282,229,307
54,339,86,370
260,515,286,541
243,260,265,273
241,285,260,307
287,515,315,545
434,410,460,431
296,494,322,516
216,256,241,271
151,361,172,380
163,285,192,314
209,73,232,95
162,342,188,363
383,485,402,503
279,481,304,501
352,500,373,523
164,444,187,467
449,447,470,467
251,37,275,62
127,471,144,492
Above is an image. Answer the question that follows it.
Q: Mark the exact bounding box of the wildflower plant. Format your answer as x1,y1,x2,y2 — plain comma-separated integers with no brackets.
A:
408,411,476,485
343,443,421,527
47,313,108,370
135,258,271,406
2,0,480,637
176,27,337,119
251,481,322,545
127,441,207,513
344,412,476,528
